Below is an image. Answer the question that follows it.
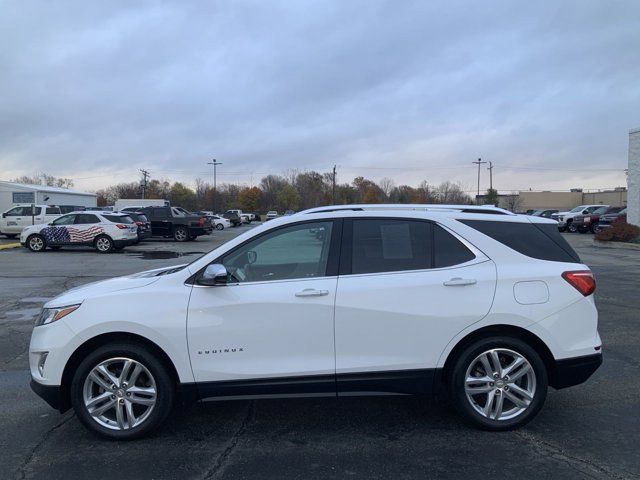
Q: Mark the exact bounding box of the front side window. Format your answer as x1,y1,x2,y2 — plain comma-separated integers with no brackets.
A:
221,221,334,283
351,219,432,274
52,214,76,226
6,207,26,216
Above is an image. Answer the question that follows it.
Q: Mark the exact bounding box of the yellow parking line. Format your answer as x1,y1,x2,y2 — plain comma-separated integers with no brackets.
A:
0,242,21,250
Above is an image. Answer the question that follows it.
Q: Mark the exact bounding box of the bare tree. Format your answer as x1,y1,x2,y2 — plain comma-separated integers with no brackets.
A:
503,194,523,212
378,177,395,200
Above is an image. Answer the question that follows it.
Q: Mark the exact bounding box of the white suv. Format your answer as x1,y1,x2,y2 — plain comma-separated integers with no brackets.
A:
28,204,602,439
20,212,138,253
554,204,607,232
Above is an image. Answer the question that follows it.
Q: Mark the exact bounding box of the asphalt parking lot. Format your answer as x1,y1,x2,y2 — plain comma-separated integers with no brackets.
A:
1,227,639,480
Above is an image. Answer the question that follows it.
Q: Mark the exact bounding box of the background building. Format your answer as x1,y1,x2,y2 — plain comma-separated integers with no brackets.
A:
628,128,640,226
0,181,97,213
477,188,627,212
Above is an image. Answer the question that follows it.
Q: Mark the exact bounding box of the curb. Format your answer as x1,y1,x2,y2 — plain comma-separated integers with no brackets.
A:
593,240,640,251
0,242,21,250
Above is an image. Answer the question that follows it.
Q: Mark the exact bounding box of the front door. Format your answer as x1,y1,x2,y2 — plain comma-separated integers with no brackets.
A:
42,214,77,245
334,218,496,394
187,220,341,398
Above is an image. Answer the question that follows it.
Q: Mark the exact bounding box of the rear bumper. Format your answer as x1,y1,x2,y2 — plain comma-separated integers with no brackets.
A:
549,353,602,389
137,229,152,240
30,378,70,412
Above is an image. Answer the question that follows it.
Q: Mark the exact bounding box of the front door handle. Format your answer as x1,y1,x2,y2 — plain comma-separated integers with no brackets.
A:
295,288,329,297
443,277,477,286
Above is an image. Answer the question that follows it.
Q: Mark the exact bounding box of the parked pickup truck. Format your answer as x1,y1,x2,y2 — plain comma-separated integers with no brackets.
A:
0,205,62,238
137,206,212,241
226,209,252,224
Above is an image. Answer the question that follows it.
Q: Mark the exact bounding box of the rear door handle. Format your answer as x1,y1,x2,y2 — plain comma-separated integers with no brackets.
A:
443,277,477,286
295,289,329,297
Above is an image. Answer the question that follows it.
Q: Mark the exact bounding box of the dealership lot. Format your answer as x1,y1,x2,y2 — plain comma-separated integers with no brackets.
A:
1,228,639,479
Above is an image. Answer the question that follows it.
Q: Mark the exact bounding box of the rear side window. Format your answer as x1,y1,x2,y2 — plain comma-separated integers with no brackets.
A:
459,220,580,263
46,207,60,214
75,214,100,224
103,215,133,224
434,225,476,268
352,219,432,274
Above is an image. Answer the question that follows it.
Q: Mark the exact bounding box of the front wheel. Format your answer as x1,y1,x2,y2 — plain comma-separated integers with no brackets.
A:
27,234,47,252
567,221,577,233
70,343,174,440
449,336,547,430
216,223,224,230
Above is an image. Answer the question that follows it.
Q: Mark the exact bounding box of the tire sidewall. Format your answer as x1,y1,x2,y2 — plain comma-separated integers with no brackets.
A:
70,342,174,440
450,336,548,431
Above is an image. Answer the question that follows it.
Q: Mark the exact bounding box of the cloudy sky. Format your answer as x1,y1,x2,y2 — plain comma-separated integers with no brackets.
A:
1,0,638,194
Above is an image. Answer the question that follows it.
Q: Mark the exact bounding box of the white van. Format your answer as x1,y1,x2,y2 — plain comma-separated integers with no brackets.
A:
0,205,62,238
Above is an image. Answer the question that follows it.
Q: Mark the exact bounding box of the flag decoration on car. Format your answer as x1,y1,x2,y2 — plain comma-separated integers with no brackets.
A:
41,226,104,243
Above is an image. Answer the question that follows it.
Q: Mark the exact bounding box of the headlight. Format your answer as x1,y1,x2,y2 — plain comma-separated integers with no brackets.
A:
35,304,81,327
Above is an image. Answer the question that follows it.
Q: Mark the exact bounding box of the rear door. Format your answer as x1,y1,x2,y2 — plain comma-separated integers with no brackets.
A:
147,207,171,236
334,218,496,394
71,213,104,244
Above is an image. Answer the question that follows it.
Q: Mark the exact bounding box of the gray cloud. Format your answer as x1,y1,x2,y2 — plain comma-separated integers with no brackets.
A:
1,0,638,192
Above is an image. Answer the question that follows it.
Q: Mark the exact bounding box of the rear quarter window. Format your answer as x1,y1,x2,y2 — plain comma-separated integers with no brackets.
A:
459,219,580,263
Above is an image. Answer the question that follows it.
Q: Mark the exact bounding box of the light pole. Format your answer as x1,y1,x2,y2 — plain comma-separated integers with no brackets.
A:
207,159,222,212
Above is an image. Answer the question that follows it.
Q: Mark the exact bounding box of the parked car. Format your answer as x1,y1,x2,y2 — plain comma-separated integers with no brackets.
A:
226,209,251,224
250,212,261,222
29,204,601,439
266,210,278,221
284,210,295,216
137,206,212,241
124,211,152,242
595,208,627,231
554,205,607,232
221,212,242,227
20,212,138,253
211,215,231,230
0,205,62,238
531,209,558,218
572,206,623,233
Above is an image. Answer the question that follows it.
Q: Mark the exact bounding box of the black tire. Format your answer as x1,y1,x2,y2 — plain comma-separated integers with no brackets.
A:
590,222,599,234
173,226,188,242
26,234,47,252
216,223,224,230
449,336,547,431
566,220,576,233
94,235,114,253
70,342,175,440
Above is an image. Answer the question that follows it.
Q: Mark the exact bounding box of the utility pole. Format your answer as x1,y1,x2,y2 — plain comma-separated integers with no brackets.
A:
139,169,150,199
487,161,494,191
207,159,222,212
332,165,337,204
472,158,487,204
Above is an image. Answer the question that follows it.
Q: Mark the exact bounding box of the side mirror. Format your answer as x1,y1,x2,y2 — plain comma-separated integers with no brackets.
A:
1,213,6,218
199,264,228,286
582,210,588,214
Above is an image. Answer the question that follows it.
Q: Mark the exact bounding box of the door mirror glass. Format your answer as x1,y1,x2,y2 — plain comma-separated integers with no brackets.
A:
199,264,228,286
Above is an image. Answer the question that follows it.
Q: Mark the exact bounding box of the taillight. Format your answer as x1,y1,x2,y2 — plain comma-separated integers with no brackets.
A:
135,221,144,226
562,270,596,296
199,217,205,226
115,224,128,229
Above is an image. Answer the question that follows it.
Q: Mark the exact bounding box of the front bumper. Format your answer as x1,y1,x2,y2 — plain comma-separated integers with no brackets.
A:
30,378,70,412
549,353,602,389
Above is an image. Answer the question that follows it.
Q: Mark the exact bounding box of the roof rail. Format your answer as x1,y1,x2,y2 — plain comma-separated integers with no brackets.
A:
298,204,514,215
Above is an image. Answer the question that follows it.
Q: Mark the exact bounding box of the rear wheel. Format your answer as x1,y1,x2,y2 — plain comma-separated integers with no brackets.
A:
449,336,547,430
27,234,46,252
94,235,114,253
216,223,224,230
70,342,174,440
173,226,188,242
590,222,599,233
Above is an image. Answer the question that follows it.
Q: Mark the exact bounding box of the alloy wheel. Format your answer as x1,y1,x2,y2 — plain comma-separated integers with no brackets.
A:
96,237,112,252
174,228,188,241
464,348,536,421
29,236,44,251
82,357,157,431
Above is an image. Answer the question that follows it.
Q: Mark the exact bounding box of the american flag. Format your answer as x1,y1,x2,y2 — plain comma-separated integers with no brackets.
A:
42,226,104,243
